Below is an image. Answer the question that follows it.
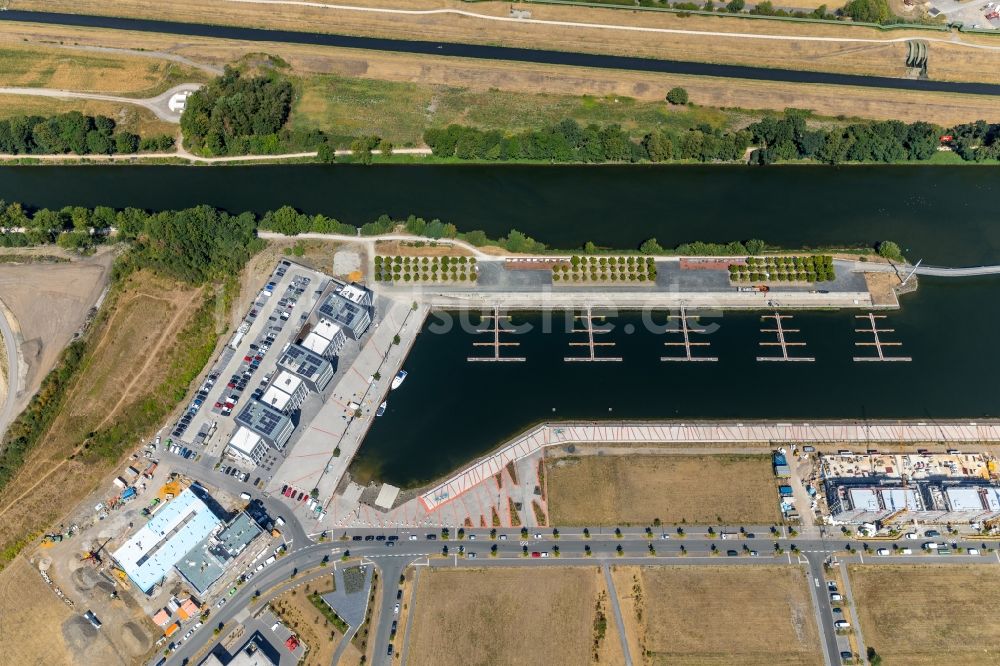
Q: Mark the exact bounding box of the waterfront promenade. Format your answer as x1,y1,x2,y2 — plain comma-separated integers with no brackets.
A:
418,420,1000,511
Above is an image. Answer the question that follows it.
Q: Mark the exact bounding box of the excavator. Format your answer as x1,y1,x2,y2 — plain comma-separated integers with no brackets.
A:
80,537,112,566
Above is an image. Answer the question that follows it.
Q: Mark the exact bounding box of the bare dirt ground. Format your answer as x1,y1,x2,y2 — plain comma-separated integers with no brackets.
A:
0,268,202,589
865,271,902,307
849,564,1000,665
0,270,204,664
375,240,474,257
407,566,624,665
545,452,781,525
612,564,822,666
0,247,113,416
0,22,994,125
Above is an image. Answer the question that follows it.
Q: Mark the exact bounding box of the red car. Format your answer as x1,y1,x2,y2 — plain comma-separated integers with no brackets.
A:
531,552,541,558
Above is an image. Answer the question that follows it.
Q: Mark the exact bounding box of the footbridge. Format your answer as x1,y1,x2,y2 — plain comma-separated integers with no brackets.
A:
419,420,1000,512
854,262,1000,278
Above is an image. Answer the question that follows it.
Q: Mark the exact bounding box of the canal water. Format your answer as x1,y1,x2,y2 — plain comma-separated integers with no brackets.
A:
1,165,997,486
2,165,1000,265
355,277,1000,487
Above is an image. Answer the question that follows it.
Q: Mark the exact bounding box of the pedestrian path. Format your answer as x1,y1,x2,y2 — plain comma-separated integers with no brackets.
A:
418,420,1000,511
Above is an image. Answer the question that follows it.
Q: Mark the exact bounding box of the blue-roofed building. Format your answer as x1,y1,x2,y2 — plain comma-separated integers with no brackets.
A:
112,487,223,595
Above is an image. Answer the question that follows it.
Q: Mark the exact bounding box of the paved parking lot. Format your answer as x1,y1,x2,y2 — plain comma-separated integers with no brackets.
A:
166,260,331,471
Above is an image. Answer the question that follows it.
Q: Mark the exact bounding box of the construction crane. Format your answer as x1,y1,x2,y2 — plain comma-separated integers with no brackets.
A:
81,537,113,566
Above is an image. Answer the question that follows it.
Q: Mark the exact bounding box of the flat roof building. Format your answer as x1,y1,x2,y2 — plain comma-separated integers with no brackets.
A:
226,426,269,466
200,632,278,666
176,512,264,594
260,371,308,414
317,283,373,340
302,318,347,359
236,399,294,450
276,343,334,393
112,487,223,594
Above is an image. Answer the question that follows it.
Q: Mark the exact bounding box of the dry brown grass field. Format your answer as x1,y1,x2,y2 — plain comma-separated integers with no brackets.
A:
546,453,781,525
12,0,1000,85
0,556,76,665
0,270,203,570
407,567,624,665
0,22,994,125
849,564,1000,665
612,565,822,666
0,43,208,95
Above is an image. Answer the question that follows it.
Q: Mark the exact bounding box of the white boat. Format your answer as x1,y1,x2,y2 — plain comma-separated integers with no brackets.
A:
390,370,407,390
376,401,387,417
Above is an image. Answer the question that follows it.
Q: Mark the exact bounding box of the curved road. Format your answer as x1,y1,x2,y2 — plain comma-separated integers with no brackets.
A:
2,10,1000,96
0,83,202,123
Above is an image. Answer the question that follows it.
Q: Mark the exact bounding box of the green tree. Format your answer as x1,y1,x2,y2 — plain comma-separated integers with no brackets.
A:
877,240,903,261
842,0,891,23
115,132,140,154
666,87,689,105
640,238,664,255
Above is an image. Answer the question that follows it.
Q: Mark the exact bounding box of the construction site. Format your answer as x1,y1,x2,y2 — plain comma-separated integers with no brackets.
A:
819,451,1000,526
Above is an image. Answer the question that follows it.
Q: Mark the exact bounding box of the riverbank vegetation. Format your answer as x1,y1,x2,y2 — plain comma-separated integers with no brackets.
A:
0,111,173,156
0,201,891,263
424,112,985,165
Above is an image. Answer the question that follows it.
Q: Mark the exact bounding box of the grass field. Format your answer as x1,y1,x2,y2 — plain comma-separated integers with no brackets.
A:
0,22,994,126
849,564,1000,665
0,44,209,95
407,567,624,665
0,270,208,567
546,453,781,525
13,0,1000,87
0,557,75,665
0,96,177,137
291,72,738,146
612,565,822,666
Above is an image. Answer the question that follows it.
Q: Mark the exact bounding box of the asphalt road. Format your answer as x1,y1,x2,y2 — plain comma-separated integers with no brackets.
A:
4,10,1000,96
160,526,998,666
0,83,201,122
0,304,18,439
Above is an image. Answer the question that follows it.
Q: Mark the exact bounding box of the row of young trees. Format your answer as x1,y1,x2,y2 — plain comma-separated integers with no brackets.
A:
0,111,173,156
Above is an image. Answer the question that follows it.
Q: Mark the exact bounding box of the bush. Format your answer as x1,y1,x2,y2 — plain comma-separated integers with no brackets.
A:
877,240,903,262
665,87,689,105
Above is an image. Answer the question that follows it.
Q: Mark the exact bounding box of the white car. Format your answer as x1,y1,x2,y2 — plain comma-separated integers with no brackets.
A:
193,622,203,631
834,621,851,630
394,603,400,615
468,534,476,540
830,593,843,602
904,532,919,540
899,547,912,555
499,534,507,540
968,548,981,556
533,533,542,539
659,534,671,540
408,535,418,541
876,548,890,556
540,552,549,558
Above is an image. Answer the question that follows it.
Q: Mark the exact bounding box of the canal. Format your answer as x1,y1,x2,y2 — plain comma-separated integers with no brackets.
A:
1,165,997,486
